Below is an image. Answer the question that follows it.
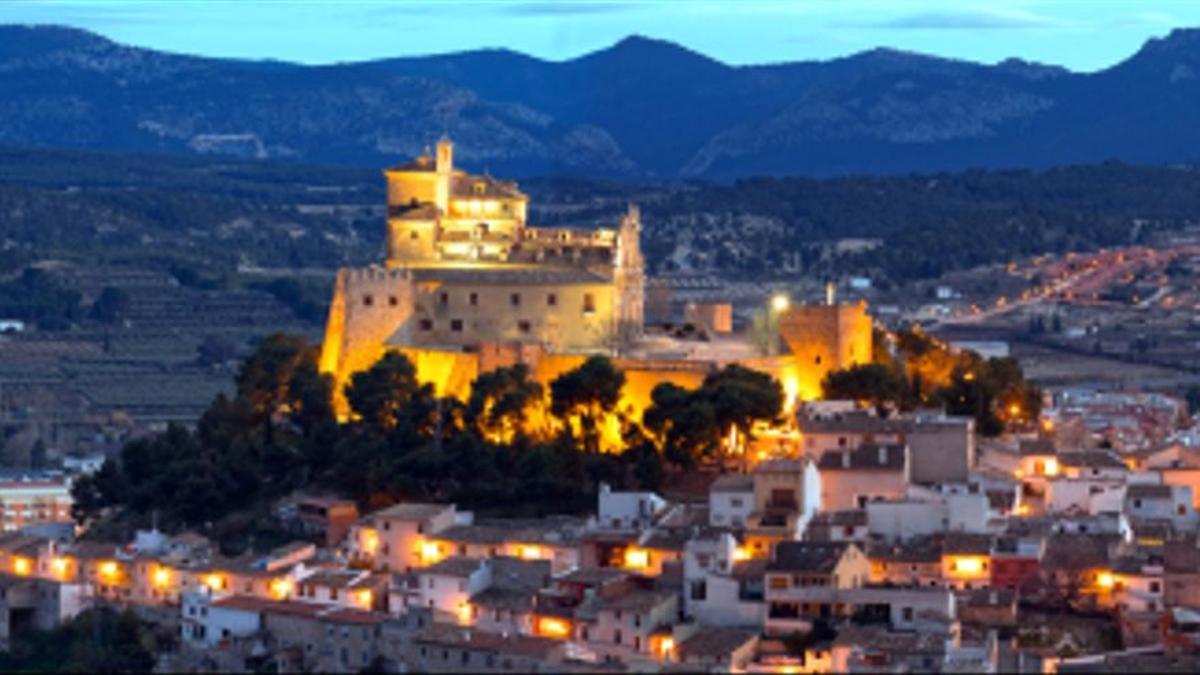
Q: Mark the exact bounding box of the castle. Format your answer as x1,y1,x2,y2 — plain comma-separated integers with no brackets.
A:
320,138,871,423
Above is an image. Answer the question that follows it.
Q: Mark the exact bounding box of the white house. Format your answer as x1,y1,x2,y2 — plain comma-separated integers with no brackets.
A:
180,591,263,647
708,474,754,529
597,483,668,531
1125,484,1196,530
413,557,492,624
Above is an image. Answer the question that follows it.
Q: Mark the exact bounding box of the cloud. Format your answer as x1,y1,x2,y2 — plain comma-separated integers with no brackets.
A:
865,8,1064,30
494,1,643,17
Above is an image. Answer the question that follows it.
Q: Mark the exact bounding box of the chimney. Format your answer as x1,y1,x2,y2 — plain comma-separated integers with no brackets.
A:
826,282,836,306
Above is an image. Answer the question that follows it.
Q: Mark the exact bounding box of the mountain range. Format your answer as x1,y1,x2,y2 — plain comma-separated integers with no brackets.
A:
4,25,1200,179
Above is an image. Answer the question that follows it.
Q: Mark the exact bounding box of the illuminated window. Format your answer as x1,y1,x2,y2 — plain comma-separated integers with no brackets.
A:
450,319,463,332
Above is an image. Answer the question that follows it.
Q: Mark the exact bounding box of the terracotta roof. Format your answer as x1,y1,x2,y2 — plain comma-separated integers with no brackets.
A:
372,502,451,521
679,627,758,660
768,542,852,574
817,444,906,471
433,525,510,546
450,174,525,200
386,154,436,173
1058,450,1126,470
421,556,485,578
1127,484,1174,500
710,473,754,493
413,625,562,659
1040,533,1114,571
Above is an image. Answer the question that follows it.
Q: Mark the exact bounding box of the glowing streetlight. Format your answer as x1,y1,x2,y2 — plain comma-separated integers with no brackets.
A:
771,294,790,313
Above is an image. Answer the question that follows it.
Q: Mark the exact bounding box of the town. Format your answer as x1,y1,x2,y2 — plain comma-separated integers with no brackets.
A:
0,140,1198,674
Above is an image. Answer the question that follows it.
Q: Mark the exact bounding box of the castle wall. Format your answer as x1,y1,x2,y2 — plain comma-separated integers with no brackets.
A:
386,171,438,208
778,302,872,398
386,218,438,264
319,267,418,413
409,280,617,353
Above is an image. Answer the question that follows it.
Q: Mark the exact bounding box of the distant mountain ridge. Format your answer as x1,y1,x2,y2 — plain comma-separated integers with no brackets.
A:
3,25,1200,178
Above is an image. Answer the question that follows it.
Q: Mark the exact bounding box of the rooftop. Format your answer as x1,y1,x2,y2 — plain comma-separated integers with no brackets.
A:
709,473,754,493
372,502,451,522
768,542,851,574
678,627,758,660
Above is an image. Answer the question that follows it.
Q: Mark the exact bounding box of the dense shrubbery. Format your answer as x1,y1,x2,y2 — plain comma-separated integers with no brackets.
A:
72,335,785,534
0,607,158,673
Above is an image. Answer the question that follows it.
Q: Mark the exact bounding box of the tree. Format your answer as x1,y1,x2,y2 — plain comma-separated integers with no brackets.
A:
235,333,320,445
822,363,907,414
466,364,544,443
550,356,625,453
702,365,784,444
0,607,155,673
89,287,130,324
345,352,432,436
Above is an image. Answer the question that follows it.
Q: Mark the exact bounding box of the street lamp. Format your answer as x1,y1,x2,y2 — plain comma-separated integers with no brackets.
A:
771,294,790,313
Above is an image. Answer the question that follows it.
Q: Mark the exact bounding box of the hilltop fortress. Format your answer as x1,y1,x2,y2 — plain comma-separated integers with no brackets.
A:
320,138,871,421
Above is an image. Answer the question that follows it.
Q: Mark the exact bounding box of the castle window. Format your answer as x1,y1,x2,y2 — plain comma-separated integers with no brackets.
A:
583,293,596,314
419,319,433,331
547,293,557,307
815,355,822,365
410,231,419,240
510,293,521,307
363,295,374,307
389,296,399,307
469,293,478,307
451,319,463,332
518,321,532,334
439,292,449,307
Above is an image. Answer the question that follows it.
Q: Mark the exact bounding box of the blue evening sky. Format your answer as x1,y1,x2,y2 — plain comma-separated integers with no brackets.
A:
2,0,1197,72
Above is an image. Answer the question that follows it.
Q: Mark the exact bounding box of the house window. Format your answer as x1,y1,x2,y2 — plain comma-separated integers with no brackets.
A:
518,320,532,334
510,293,521,307
690,580,707,601
583,293,596,313
902,607,914,621
1151,581,1161,593
614,630,622,645
451,319,464,332
730,497,743,508
363,295,374,307
469,293,478,306
439,293,449,307
547,293,557,306
419,319,433,331
1134,499,1143,508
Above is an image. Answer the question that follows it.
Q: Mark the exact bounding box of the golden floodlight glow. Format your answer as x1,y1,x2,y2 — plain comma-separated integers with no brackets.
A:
357,589,373,608
270,578,293,600
12,557,31,576
1044,458,1060,477
771,294,790,313
420,541,442,564
457,602,473,626
659,636,675,658
518,545,542,561
361,529,379,555
153,567,171,588
204,574,224,591
51,557,69,578
1096,571,1115,589
624,548,650,569
733,547,751,562
535,616,572,639
951,556,985,575
99,561,120,580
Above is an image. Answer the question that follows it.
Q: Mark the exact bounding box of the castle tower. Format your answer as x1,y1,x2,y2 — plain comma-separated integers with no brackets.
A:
613,204,645,348
435,136,453,215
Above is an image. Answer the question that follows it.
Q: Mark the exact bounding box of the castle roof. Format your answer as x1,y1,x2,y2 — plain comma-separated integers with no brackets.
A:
451,173,525,200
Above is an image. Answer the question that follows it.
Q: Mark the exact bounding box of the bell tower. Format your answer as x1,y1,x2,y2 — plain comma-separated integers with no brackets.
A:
435,135,453,215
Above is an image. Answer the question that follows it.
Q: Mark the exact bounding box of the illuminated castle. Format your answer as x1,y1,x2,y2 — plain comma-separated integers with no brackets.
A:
320,138,870,424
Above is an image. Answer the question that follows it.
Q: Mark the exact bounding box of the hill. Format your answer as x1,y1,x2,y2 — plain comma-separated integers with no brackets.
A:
4,26,1200,177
